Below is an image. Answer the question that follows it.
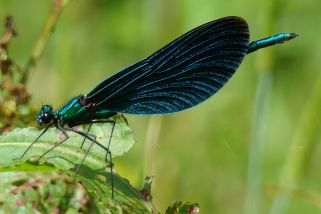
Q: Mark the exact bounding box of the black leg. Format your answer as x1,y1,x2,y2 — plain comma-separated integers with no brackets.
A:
75,121,114,175
75,124,93,175
63,128,112,166
107,151,114,199
36,125,70,161
106,121,115,151
26,121,116,198
106,142,114,199
80,124,92,149
75,140,94,175
78,120,115,166
84,120,116,162
93,120,115,199
65,121,116,198
100,120,115,199
37,124,109,164
18,124,52,160
83,120,115,153
34,121,115,167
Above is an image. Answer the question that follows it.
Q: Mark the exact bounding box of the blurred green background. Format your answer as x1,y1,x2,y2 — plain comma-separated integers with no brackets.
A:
1,0,321,213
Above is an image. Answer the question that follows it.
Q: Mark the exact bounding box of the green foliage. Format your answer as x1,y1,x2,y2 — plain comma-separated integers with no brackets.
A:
0,116,156,213
0,2,199,212
0,172,94,213
0,115,134,169
0,115,196,213
1,0,320,213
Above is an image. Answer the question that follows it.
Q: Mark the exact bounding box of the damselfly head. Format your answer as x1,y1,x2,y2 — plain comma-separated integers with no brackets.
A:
37,105,53,125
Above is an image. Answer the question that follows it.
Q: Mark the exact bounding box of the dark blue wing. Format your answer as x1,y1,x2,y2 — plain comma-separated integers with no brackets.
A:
86,16,249,114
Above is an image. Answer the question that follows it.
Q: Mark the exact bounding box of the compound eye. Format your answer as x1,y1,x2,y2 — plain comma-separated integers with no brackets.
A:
42,112,52,124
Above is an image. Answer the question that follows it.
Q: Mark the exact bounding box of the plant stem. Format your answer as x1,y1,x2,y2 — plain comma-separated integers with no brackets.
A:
244,1,275,213
143,116,162,177
20,0,70,84
270,62,321,213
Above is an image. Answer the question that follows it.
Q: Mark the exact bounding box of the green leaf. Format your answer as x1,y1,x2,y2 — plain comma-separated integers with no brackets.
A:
0,114,134,170
0,114,158,213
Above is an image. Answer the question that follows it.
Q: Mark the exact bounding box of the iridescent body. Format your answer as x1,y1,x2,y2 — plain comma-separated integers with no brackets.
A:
247,32,298,54
38,32,297,128
22,16,297,199
38,96,115,127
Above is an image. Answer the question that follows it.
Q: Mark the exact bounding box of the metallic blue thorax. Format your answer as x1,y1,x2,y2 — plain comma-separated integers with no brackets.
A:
55,96,115,126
